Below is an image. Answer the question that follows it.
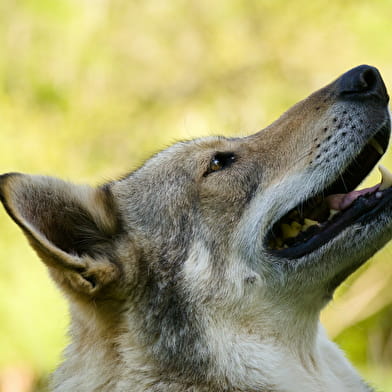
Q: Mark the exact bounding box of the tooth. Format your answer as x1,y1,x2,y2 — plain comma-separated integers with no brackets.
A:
291,221,302,231
370,138,384,155
281,223,292,239
378,165,392,190
302,218,319,231
304,218,318,225
291,222,302,238
281,223,300,239
328,209,339,219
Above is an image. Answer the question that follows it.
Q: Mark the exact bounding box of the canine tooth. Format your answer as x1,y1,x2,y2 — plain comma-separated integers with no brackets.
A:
370,138,384,155
302,218,319,231
378,165,392,190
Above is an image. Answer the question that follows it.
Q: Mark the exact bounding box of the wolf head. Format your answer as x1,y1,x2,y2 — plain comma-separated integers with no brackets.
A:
0,65,390,391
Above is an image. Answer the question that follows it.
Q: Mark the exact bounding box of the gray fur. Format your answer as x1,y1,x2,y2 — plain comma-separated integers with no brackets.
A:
0,65,390,391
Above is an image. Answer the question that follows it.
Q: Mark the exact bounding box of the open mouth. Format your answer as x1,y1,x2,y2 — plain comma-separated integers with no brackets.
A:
267,123,391,259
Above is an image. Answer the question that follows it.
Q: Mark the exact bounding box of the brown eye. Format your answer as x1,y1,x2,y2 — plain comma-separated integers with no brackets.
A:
204,152,236,176
210,157,223,171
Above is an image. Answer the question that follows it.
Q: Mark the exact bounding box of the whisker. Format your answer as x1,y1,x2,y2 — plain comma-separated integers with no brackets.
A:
291,149,314,166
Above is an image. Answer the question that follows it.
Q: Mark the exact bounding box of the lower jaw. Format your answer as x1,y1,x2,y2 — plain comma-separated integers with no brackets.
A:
267,187,392,260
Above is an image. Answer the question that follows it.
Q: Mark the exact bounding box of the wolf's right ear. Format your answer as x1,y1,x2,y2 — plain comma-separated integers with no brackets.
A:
0,173,122,298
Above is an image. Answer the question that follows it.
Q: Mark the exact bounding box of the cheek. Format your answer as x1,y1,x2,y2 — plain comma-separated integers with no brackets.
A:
201,168,260,202
197,163,263,230
198,182,253,231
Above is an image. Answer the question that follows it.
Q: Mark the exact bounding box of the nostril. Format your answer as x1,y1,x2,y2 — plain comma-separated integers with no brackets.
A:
359,68,377,92
338,65,388,102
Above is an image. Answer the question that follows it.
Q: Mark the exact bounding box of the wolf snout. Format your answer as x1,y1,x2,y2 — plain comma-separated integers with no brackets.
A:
338,64,389,103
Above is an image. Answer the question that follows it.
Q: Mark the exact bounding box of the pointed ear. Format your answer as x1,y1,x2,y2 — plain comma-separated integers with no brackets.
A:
0,173,121,298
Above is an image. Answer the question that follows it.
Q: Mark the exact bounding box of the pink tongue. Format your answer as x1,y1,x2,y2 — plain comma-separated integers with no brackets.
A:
326,184,380,210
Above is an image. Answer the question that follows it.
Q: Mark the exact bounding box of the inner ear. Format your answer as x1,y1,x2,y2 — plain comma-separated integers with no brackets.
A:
23,183,118,258
0,173,122,296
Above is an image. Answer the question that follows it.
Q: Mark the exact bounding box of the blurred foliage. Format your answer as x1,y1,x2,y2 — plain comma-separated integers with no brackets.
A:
0,0,392,391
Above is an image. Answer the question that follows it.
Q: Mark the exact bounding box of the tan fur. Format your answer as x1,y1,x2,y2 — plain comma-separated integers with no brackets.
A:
0,65,390,391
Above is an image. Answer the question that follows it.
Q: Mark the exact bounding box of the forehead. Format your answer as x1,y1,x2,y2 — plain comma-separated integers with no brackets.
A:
132,135,244,173
163,135,243,158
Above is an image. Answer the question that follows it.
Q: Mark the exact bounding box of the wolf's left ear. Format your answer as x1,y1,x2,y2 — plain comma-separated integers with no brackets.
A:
0,173,121,297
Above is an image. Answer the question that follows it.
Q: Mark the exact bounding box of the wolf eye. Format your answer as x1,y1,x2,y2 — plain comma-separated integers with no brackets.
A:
204,152,236,176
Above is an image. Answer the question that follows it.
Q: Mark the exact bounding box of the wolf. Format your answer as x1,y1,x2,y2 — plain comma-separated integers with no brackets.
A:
0,65,391,391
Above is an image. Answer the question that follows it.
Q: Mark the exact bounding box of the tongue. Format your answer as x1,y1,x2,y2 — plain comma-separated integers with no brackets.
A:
326,184,380,210
325,164,392,211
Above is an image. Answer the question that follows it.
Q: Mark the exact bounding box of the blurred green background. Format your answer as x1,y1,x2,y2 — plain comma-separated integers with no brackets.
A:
0,0,392,391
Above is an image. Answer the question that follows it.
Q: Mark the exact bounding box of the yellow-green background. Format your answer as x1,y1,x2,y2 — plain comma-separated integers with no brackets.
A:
0,0,392,391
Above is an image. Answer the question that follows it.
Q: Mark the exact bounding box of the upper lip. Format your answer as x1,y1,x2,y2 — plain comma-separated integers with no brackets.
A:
266,120,391,259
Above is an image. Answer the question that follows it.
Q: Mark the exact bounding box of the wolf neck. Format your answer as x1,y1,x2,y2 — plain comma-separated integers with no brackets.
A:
204,320,371,392
53,312,371,392
51,303,124,392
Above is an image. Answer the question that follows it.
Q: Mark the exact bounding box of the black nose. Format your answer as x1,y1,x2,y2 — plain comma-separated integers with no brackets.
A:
338,65,389,103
